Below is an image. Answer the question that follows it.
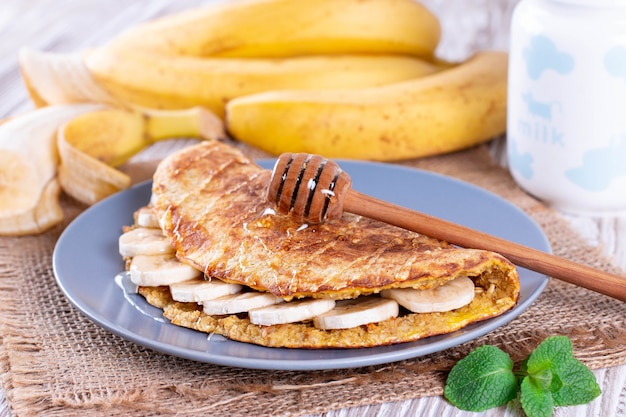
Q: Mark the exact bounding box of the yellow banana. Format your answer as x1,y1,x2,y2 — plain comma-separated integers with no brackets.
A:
225,51,509,161
0,103,105,236
106,0,441,59
84,45,439,117
60,106,222,167
57,106,223,205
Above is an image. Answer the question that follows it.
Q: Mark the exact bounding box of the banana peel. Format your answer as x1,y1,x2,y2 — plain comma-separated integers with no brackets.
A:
19,48,118,107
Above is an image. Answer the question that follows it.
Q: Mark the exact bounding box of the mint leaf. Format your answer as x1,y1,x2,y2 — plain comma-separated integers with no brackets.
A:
551,358,601,406
520,375,555,417
444,345,519,411
525,336,600,406
524,336,571,376
445,336,601,416
529,368,554,391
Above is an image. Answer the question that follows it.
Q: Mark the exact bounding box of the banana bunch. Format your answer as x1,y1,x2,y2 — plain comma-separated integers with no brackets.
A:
83,46,439,118
20,0,505,161
22,0,442,118
3,0,510,235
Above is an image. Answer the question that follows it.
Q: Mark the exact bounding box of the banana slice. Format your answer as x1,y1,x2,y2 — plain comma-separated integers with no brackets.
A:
381,276,475,313
134,206,159,228
203,292,284,315
313,297,399,330
249,299,336,326
129,254,201,286
169,278,243,303
119,227,174,257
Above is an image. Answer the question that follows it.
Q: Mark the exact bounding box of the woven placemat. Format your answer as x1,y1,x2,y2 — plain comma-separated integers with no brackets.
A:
0,141,624,417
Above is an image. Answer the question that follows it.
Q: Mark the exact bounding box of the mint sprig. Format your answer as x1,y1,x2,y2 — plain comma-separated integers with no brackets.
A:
444,336,601,417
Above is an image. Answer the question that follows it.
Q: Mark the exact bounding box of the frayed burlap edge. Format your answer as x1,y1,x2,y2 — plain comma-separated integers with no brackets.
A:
0,141,624,417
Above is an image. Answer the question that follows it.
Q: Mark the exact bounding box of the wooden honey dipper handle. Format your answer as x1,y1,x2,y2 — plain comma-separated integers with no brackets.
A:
268,153,626,302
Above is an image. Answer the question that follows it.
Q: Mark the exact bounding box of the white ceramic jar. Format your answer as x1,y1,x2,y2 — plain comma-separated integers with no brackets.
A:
507,0,626,214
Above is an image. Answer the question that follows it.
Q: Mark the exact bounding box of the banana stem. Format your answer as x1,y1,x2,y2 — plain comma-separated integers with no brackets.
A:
144,107,227,142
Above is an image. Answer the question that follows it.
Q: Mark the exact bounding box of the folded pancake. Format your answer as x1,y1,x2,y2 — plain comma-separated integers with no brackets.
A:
144,140,520,348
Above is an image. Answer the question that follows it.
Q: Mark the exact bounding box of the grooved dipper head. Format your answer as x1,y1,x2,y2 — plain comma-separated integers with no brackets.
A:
267,153,351,224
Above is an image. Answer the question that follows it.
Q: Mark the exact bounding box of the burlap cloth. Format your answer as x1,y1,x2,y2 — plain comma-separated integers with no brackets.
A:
0,140,624,417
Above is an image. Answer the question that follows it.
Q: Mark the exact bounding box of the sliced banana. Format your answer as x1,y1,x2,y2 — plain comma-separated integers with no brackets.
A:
119,227,174,257
249,298,335,326
381,276,475,313
134,206,160,228
0,103,105,235
129,254,201,286
169,278,243,303
203,292,284,315
313,297,399,330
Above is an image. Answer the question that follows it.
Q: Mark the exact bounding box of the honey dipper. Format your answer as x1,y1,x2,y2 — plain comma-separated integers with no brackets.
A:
267,152,626,302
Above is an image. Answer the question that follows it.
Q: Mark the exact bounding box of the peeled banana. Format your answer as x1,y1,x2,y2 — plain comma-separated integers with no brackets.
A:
105,0,441,59
225,51,509,161
0,179,64,236
85,45,439,117
0,103,104,236
57,105,223,205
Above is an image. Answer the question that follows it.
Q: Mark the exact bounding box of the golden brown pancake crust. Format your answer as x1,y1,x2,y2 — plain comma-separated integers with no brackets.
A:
152,141,520,301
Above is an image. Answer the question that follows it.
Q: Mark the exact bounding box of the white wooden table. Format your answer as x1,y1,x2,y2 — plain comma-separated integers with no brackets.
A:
0,1,624,416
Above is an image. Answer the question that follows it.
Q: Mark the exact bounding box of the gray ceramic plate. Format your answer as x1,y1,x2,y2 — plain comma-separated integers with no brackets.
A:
53,160,549,371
